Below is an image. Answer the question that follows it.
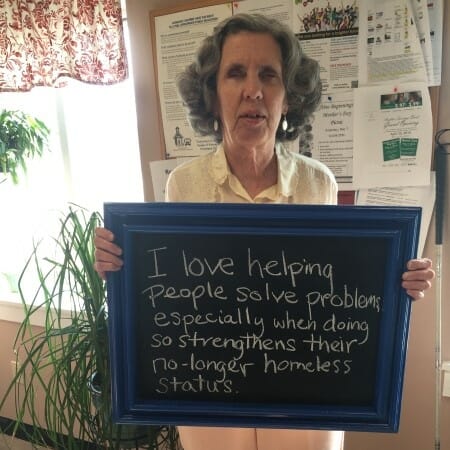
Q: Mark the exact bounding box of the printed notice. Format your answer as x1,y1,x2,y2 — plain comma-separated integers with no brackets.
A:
232,0,292,27
154,4,232,158
427,0,444,86
293,0,360,93
352,82,432,189
356,173,435,257
311,91,354,190
150,158,193,201
410,0,434,86
358,0,427,85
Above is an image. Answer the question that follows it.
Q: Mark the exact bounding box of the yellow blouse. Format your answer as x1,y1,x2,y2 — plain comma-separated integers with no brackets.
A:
166,143,338,205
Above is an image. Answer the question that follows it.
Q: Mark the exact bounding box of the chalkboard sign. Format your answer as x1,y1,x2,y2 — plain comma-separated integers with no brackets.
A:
105,202,421,432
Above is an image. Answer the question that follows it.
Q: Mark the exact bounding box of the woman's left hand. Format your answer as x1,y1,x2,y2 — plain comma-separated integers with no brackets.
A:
402,258,435,300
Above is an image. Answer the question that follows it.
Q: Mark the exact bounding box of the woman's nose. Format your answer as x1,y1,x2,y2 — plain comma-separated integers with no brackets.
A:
243,75,263,100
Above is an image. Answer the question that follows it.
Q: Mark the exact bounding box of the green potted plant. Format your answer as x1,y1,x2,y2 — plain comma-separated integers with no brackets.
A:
0,109,50,184
0,205,181,449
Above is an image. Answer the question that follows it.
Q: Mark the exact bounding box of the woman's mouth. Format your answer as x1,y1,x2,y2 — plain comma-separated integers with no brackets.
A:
241,113,265,119
240,113,266,125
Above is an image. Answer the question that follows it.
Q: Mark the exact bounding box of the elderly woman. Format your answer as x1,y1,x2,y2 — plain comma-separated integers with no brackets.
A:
94,13,434,450
167,13,330,204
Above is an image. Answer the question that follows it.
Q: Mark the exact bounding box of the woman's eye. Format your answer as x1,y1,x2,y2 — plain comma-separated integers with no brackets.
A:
261,70,278,80
228,68,244,78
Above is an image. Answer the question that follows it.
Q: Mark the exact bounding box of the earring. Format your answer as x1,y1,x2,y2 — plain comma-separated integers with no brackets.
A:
282,115,288,132
213,119,219,132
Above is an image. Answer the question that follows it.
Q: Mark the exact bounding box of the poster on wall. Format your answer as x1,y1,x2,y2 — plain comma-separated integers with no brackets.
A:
356,173,435,257
152,4,232,158
427,0,444,86
410,0,434,86
232,0,292,26
352,81,432,189
149,158,193,201
292,0,360,94
310,91,354,190
357,0,427,86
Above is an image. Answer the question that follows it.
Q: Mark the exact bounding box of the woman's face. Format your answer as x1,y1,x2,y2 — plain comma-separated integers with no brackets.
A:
215,31,287,152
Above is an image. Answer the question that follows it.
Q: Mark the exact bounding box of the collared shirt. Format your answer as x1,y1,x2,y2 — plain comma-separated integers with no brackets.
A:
166,143,337,205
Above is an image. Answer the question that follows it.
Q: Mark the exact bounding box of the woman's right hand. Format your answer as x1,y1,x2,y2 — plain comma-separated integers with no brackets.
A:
93,227,124,280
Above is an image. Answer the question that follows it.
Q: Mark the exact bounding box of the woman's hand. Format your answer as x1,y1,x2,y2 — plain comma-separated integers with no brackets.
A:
93,227,123,280
402,258,435,300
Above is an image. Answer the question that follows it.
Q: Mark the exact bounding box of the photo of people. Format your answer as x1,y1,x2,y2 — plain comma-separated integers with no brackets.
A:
296,0,358,33
380,90,423,109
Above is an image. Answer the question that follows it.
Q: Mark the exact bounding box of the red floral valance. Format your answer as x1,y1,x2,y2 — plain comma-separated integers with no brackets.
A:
0,0,128,91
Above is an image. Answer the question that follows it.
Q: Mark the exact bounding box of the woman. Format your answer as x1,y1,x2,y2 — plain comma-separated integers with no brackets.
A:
94,14,434,450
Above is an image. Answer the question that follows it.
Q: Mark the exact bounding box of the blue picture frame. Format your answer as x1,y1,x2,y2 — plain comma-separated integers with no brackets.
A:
104,202,421,432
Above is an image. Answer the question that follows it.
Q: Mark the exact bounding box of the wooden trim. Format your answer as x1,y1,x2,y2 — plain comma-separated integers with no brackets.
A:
150,0,230,19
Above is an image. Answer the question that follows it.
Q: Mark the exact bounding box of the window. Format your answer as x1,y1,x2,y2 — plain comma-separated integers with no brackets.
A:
0,13,142,298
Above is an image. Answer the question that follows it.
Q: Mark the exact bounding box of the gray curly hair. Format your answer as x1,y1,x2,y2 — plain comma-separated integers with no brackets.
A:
176,13,322,143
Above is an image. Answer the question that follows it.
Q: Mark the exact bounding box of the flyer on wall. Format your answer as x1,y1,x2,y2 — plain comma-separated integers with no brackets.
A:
153,4,232,158
352,82,432,189
357,0,427,85
427,0,444,86
149,158,193,202
232,0,292,26
356,173,435,257
410,0,434,86
310,91,355,190
292,0,360,93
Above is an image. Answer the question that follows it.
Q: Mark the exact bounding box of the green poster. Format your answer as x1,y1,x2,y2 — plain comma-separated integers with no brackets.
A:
382,138,401,161
401,138,418,157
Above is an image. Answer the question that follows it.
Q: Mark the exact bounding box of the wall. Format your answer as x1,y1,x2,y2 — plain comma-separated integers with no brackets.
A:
0,317,47,424
0,319,20,420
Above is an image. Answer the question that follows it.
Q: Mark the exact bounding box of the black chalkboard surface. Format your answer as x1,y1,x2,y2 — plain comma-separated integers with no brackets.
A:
104,202,421,432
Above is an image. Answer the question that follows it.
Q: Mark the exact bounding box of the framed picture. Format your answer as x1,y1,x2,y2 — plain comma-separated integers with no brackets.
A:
105,202,421,432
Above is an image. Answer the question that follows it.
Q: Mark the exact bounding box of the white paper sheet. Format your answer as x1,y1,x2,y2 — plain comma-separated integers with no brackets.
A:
427,0,444,86
358,0,427,85
232,0,292,26
154,4,232,158
292,0,360,93
352,82,432,189
410,0,434,86
311,91,355,190
149,158,194,201
356,173,435,257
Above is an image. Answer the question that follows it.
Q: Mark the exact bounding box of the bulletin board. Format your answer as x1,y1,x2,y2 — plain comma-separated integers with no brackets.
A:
148,0,441,161
148,0,441,220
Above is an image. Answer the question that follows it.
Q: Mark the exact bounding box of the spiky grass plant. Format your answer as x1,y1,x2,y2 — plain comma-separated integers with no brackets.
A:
0,205,180,449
